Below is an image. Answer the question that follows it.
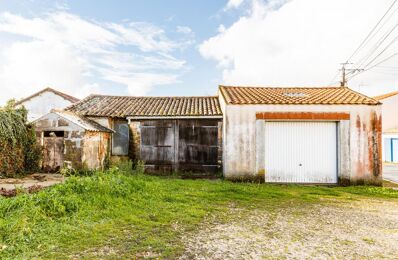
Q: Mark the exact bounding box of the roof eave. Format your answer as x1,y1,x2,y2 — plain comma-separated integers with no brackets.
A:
126,115,223,120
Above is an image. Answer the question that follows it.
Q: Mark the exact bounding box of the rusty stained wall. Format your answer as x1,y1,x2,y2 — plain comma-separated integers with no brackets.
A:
35,113,85,170
82,131,110,170
88,117,130,164
220,100,382,185
63,130,85,169
35,113,112,170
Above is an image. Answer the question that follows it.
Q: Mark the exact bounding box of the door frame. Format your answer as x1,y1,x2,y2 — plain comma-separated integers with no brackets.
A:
262,120,339,184
255,112,351,184
391,138,398,162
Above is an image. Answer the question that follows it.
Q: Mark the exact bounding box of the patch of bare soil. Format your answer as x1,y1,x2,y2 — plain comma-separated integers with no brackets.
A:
0,174,64,197
181,199,398,259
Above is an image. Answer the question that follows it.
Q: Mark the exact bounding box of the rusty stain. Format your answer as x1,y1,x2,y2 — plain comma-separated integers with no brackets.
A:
256,112,350,120
368,112,382,178
356,115,361,129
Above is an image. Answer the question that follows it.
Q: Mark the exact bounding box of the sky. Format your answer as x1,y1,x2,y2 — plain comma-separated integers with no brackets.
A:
0,0,397,104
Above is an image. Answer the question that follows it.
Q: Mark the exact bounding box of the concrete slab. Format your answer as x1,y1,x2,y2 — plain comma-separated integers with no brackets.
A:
383,164,398,184
0,173,64,191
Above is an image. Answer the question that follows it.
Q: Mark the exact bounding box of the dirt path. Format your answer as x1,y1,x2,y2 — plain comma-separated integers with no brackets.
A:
0,174,64,196
181,199,398,259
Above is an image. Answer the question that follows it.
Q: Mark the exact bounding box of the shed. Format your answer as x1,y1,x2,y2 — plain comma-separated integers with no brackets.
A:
66,95,223,174
15,87,80,122
374,91,398,163
34,110,113,172
219,85,382,185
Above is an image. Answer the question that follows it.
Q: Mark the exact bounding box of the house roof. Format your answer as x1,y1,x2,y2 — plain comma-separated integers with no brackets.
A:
15,87,80,105
384,128,398,134
373,90,398,100
219,85,380,105
66,95,223,118
35,110,114,132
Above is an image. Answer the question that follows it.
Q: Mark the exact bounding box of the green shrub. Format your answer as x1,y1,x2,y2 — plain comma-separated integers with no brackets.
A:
0,100,41,177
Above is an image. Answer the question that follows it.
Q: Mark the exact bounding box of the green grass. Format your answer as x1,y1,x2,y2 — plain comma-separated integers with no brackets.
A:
1,169,397,259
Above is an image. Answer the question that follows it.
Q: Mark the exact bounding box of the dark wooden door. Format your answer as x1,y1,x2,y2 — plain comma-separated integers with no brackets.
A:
178,120,219,173
43,137,64,172
140,120,175,173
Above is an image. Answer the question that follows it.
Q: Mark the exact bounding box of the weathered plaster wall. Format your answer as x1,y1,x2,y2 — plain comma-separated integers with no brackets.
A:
380,94,398,131
221,101,382,185
34,113,85,170
64,131,84,169
129,121,141,161
82,132,110,169
34,113,113,170
18,91,75,122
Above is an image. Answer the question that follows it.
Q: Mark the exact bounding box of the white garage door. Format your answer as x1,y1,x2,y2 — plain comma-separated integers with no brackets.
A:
392,139,398,163
264,121,337,183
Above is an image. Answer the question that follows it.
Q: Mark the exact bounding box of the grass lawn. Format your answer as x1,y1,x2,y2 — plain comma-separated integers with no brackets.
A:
1,167,398,259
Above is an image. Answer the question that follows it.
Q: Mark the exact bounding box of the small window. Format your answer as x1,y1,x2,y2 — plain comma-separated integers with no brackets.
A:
44,131,64,137
283,92,309,98
112,121,129,155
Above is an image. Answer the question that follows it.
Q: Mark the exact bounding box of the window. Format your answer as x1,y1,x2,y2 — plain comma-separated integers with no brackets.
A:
43,131,64,137
112,121,129,155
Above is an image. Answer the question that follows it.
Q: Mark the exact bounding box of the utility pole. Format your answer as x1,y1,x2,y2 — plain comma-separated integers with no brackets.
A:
339,62,363,87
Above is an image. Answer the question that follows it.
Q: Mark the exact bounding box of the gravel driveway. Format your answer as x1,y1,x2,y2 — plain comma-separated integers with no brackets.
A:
181,199,398,259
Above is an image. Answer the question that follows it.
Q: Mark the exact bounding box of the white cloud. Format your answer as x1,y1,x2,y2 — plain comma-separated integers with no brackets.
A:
0,11,192,103
176,25,192,34
225,0,245,10
201,0,398,96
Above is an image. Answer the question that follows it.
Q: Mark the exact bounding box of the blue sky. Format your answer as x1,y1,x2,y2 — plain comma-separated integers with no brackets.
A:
0,0,242,100
0,0,397,103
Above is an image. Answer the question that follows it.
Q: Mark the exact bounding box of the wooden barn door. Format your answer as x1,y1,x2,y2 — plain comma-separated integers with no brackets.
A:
140,120,175,173
43,136,64,172
178,120,219,173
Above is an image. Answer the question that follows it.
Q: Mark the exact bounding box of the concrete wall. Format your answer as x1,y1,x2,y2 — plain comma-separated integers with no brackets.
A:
18,91,75,122
380,94,398,131
220,99,382,185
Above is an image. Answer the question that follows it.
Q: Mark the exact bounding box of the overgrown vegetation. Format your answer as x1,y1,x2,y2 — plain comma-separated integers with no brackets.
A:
0,100,41,177
0,167,397,258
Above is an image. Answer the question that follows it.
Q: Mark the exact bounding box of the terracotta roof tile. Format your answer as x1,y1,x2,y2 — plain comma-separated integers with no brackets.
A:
66,95,222,118
374,90,398,100
34,110,113,133
219,85,380,105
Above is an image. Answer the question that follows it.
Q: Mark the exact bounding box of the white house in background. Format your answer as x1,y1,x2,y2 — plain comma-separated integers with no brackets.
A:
15,87,79,122
374,91,398,163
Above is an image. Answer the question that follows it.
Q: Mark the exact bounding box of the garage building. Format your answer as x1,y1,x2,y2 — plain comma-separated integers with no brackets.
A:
219,86,382,185
66,95,223,174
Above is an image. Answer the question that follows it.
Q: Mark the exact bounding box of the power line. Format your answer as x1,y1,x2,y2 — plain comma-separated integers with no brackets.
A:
363,33,398,68
355,21,398,68
339,62,363,86
328,0,398,86
345,0,398,63
348,51,398,80
353,3,398,66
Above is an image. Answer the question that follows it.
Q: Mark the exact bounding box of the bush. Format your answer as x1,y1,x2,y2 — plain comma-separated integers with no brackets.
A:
0,100,42,177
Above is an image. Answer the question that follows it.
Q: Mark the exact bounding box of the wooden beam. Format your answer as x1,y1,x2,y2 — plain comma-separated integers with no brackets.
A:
256,112,350,120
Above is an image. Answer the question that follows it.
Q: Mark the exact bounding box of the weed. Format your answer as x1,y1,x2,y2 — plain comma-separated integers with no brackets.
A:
0,169,397,258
